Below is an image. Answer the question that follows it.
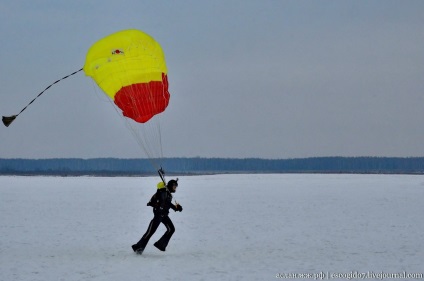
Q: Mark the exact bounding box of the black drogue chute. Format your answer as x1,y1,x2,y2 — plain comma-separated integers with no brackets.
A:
2,68,83,127
2,115,17,127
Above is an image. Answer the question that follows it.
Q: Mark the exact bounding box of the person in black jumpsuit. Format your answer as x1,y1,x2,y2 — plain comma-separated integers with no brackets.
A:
132,179,182,254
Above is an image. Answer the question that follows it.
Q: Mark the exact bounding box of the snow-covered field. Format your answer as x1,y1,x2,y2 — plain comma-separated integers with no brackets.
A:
1,174,423,281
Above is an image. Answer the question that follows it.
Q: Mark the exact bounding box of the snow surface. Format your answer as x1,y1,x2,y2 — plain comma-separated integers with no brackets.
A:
1,174,423,281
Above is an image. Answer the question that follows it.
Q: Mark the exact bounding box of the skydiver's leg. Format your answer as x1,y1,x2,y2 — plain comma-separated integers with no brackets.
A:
154,216,175,251
132,215,162,253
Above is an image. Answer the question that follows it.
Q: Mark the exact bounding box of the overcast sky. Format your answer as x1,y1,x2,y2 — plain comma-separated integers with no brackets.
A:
1,1,423,159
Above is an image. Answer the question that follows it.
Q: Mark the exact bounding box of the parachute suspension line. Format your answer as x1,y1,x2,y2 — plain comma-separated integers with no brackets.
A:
86,70,149,162
127,116,163,170
109,50,165,171
126,79,164,168
2,68,83,127
106,95,161,170
157,113,164,161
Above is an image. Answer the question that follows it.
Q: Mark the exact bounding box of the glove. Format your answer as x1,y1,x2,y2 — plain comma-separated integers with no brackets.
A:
176,204,183,212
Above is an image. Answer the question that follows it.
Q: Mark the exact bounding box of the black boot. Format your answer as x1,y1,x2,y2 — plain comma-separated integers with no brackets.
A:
153,241,166,251
132,244,145,255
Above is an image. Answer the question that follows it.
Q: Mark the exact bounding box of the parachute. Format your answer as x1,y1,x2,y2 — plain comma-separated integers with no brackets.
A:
2,29,171,176
83,29,170,123
83,29,170,171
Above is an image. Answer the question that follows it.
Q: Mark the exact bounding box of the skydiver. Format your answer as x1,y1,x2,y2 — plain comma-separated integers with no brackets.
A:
132,179,182,255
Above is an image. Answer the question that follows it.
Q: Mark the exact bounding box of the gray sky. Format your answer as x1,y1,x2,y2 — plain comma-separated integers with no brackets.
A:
1,1,424,159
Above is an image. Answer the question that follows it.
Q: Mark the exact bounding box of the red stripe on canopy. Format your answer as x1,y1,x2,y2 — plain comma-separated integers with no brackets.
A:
114,74,170,123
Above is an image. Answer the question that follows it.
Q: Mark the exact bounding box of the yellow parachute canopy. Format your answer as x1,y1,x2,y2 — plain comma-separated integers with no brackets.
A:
83,29,170,123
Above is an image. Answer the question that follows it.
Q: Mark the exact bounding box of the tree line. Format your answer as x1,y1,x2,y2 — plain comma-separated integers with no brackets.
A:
1,157,424,176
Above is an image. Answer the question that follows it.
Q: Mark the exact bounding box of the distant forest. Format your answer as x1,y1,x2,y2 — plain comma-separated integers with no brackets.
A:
1,157,424,176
